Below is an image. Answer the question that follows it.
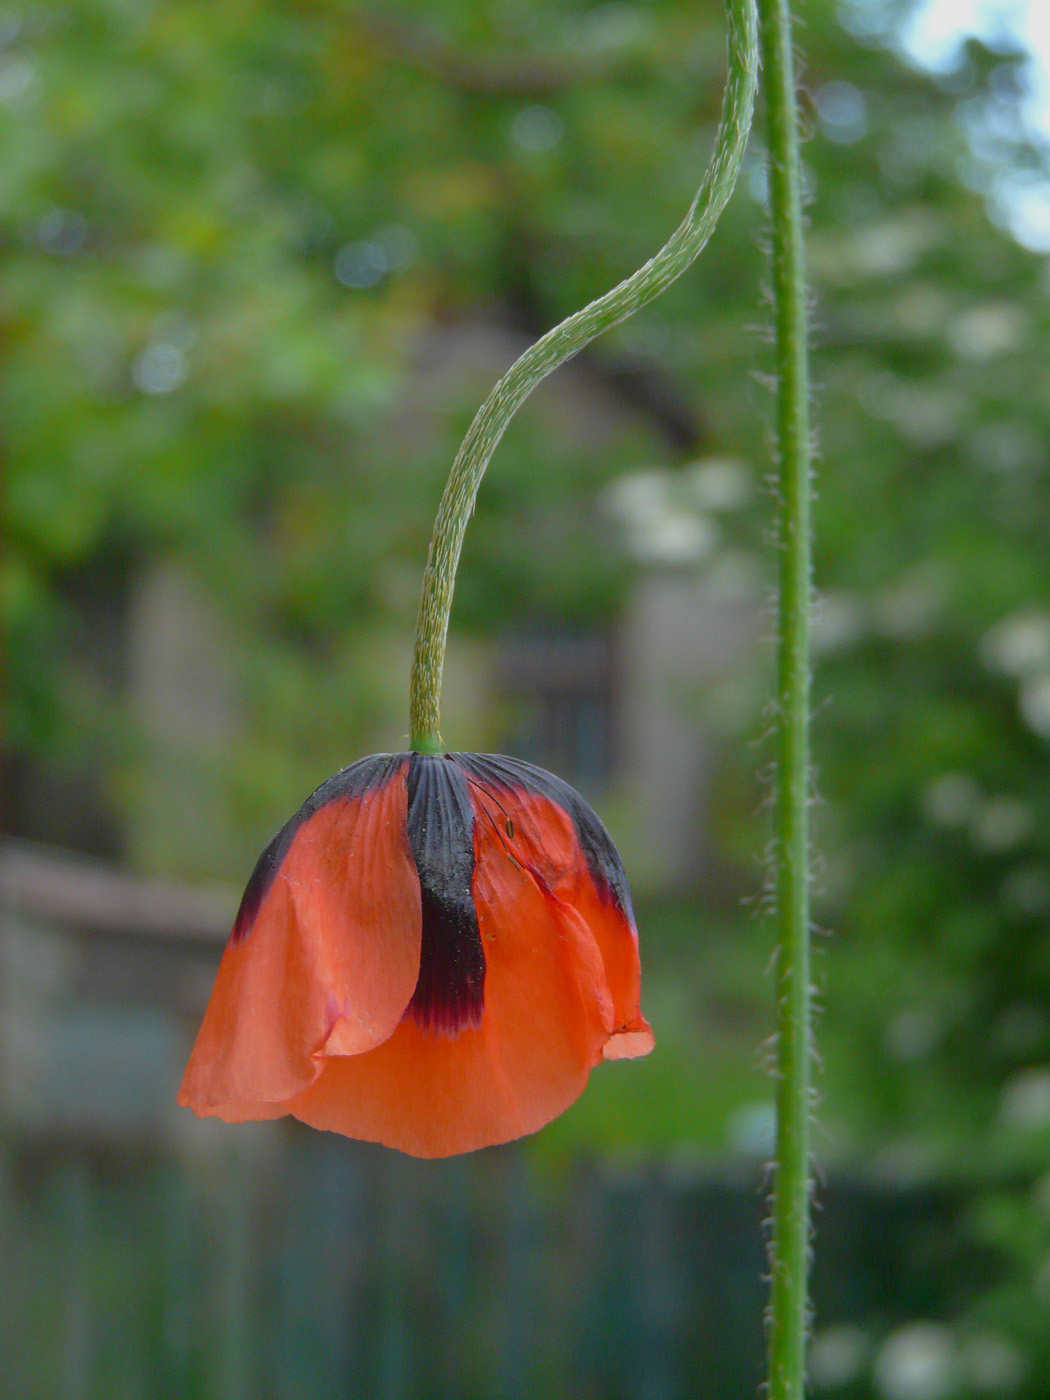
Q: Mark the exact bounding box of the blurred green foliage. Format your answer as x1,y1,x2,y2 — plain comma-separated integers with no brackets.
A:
7,0,1050,1383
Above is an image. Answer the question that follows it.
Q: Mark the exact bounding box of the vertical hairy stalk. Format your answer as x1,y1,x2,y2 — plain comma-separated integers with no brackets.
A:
408,0,759,752
758,1,814,1398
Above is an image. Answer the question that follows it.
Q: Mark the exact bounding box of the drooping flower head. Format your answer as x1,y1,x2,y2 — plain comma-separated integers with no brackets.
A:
179,751,653,1158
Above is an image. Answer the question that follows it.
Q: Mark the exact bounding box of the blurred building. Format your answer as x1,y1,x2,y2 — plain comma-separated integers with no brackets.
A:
0,837,232,1140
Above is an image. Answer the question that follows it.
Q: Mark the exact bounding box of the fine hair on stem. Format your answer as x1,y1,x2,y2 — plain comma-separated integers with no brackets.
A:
408,0,759,753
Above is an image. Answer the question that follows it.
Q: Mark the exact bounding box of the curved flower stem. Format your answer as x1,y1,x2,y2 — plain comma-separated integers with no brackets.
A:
758,1,813,1398
408,0,759,752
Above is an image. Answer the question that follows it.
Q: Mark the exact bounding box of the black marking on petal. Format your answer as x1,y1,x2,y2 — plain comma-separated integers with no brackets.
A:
455,752,635,924
405,754,486,1034
230,753,406,945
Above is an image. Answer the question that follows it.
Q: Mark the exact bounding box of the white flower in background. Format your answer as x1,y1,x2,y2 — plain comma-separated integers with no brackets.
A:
1000,1067,1050,1129
874,1324,957,1400
684,456,752,511
132,342,187,395
629,511,718,567
334,240,387,288
0,53,35,105
813,80,868,144
1019,674,1050,739
921,772,980,827
947,302,1028,361
810,1325,871,1390
812,592,867,654
849,214,939,278
602,469,670,524
980,611,1050,677
603,461,748,567
978,611,1050,741
859,372,962,448
132,310,197,395
969,797,1033,853
509,105,564,152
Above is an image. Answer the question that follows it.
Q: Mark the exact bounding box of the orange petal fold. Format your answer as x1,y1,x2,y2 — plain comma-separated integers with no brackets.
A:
178,757,420,1112
456,754,654,1063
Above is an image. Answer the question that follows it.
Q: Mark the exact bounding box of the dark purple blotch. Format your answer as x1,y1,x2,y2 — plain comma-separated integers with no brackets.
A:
405,754,486,1033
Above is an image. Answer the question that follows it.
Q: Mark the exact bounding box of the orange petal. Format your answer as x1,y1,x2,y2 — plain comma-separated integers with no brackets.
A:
178,757,420,1114
556,835,654,1060
281,810,614,1157
461,757,654,1061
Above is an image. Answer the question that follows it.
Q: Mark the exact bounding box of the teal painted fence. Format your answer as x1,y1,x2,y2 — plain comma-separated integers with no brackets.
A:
2,1130,994,1400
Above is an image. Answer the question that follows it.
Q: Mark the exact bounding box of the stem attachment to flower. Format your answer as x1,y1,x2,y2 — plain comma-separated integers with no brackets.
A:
408,0,759,752
758,1,814,1398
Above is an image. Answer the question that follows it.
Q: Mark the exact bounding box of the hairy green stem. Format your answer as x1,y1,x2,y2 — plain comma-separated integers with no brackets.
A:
408,0,759,751
759,1,813,1398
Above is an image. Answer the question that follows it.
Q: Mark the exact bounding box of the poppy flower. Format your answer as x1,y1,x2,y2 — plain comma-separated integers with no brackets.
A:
178,751,653,1158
